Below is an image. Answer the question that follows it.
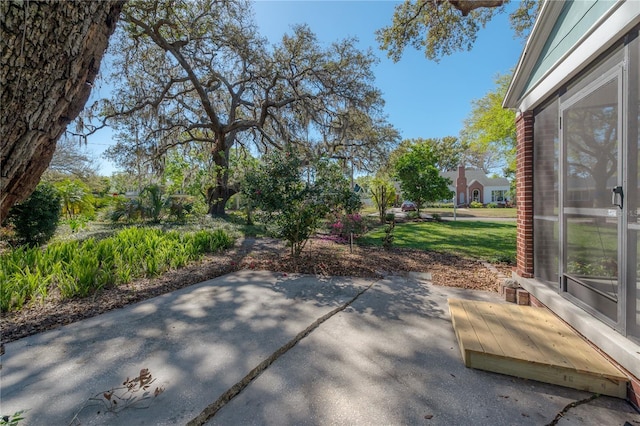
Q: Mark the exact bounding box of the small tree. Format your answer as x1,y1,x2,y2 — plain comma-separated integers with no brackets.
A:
7,183,62,246
394,143,453,214
460,73,516,175
243,148,353,256
314,158,362,215
368,175,396,224
55,178,95,220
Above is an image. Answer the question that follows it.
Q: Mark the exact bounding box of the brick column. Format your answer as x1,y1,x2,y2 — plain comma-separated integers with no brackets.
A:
516,111,534,278
456,165,467,206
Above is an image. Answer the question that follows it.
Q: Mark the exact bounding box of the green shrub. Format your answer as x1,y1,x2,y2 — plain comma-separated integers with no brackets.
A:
425,202,454,208
93,195,114,210
469,201,484,208
328,213,367,238
140,184,166,223
406,211,419,220
486,202,498,208
382,218,395,250
7,182,62,246
243,147,354,256
67,216,89,233
110,196,144,222
0,245,52,311
166,196,194,222
55,178,95,220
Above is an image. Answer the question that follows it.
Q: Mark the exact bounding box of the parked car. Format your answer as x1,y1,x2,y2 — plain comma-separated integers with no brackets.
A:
401,201,417,212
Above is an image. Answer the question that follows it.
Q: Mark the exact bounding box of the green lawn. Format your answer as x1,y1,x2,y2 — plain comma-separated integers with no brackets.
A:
421,207,517,218
359,206,516,218
360,220,516,263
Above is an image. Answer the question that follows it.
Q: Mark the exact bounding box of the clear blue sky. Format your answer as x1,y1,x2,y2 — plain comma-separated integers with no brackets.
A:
85,1,525,176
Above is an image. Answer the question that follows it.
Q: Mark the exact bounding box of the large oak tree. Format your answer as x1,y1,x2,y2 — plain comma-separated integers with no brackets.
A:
86,0,394,216
377,0,539,62
1,0,123,222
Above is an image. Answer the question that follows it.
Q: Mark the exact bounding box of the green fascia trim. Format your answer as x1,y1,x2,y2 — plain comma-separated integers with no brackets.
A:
521,0,616,98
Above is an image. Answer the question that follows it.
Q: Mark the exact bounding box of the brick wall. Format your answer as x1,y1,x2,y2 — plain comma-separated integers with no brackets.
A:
469,181,483,203
456,165,467,206
516,111,534,278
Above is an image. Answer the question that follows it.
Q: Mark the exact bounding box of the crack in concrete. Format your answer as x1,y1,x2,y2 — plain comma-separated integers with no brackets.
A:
186,279,378,426
545,394,600,426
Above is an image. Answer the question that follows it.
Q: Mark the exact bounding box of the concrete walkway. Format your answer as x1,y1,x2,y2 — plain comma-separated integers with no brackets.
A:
1,270,638,425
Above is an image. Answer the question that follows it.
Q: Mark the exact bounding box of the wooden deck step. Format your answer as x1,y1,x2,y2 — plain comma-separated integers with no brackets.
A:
448,298,628,398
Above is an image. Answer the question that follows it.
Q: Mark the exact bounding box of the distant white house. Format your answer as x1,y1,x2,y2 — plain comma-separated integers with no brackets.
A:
441,166,511,206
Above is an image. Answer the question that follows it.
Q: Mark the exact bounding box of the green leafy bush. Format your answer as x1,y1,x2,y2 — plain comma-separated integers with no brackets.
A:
110,196,144,222
68,216,89,233
140,184,166,222
7,182,62,246
406,211,419,220
425,202,454,208
486,202,498,208
55,178,95,220
166,195,194,222
328,213,367,240
243,147,356,256
469,201,484,208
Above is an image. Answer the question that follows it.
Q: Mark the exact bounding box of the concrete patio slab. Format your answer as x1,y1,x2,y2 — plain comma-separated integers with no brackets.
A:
1,270,638,425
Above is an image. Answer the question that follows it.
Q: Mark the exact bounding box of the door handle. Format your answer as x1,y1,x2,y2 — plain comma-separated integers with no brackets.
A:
612,186,623,209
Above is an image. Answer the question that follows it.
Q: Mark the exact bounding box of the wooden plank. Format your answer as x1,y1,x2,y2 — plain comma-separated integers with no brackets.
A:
466,300,548,364
459,300,506,356
481,302,623,378
449,299,502,354
505,306,573,367
448,299,628,399
499,305,626,390
467,351,628,398
518,307,602,373
463,301,512,356
500,304,625,378
524,306,624,378
497,304,579,371
448,299,483,367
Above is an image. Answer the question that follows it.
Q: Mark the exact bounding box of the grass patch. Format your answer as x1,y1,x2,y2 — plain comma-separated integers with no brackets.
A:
420,207,517,218
359,220,516,263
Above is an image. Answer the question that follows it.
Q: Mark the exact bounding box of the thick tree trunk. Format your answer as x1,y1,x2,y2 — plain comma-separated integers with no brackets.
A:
0,0,124,222
207,186,236,216
206,145,235,217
